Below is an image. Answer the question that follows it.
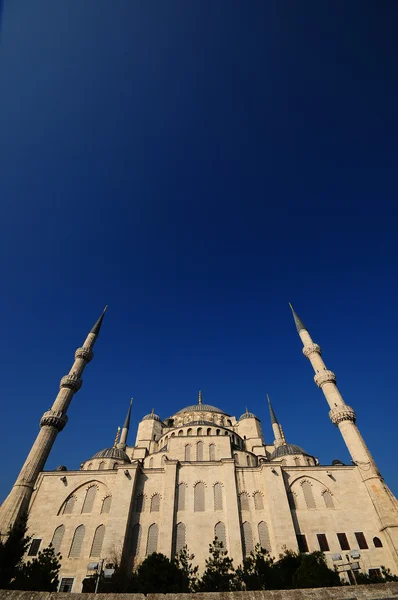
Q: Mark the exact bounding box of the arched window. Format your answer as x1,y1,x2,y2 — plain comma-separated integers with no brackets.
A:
101,496,112,514
234,453,239,464
302,481,316,509
63,495,76,515
149,457,154,468
82,486,97,514
258,521,271,551
185,444,191,461
294,457,300,466
174,522,186,555
90,524,105,557
69,525,85,558
178,430,183,436
373,537,383,548
216,429,220,435
51,525,65,554
196,441,204,461
98,461,105,470
87,463,93,470
224,431,229,435
227,420,232,426
253,492,264,510
322,490,334,509
146,524,159,555
197,427,203,436
177,482,186,511
306,457,312,466
209,444,216,461
239,492,250,511
207,428,212,435
246,456,250,466
194,482,205,512
135,493,145,513
171,432,176,437
187,428,192,436
242,522,253,556
131,524,141,559
215,522,226,549
113,462,118,470
150,494,160,512
214,483,223,510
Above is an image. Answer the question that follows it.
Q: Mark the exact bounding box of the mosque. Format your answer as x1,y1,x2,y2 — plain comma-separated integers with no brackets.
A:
0,305,397,592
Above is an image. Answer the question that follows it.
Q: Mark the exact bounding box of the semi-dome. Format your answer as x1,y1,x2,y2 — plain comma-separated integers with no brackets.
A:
271,444,308,459
90,447,131,462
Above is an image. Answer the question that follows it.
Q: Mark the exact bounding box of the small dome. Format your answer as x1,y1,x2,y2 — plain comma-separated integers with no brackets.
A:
332,459,345,466
142,412,161,422
239,410,258,421
271,444,308,459
56,465,67,471
90,447,131,463
175,404,229,416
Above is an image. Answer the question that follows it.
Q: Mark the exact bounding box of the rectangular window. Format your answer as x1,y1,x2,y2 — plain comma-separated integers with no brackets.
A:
355,532,368,550
59,578,74,592
28,539,41,556
368,568,382,580
296,534,309,553
317,533,330,552
337,533,350,551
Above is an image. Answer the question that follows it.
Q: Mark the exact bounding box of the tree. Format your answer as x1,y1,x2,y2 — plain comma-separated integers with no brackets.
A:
133,552,187,593
174,545,199,592
197,538,240,592
237,544,278,590
292,551,340,588
12,545,61,592
0,516,31,589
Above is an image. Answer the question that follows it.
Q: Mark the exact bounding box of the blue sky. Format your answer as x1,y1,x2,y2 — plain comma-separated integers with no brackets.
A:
0,1,397,501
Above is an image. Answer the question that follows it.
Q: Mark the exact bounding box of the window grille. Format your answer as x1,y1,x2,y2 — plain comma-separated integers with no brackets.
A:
215,522,226,549
317,533,329,552
59,578,74,592
82,486,97,513
90,525,106,557
177,482,186,511
150,494,160,512
301,481,316,509
69,525,85,558
51,525,65,554
355,531,369,549
194,482,205,512
28,539,41,556
214,483,223,510
296,534,309,553
196,441,203,461
98,461,105,470
253,492,264,510
209,444,216,461
63,495,76,515
242,522,253,556
185,444,191,461
146,523,159,555
373,536,383,548
131,524,141,557
135,493,145,513
239,492,250,511
258,521,270,551
322,491,334,508
175,522,186,555
337,533,350,550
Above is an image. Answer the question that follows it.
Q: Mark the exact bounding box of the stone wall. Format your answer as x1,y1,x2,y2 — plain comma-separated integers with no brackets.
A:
1,583,398,600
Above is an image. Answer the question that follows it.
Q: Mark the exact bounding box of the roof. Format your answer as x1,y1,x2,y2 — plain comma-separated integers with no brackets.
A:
90,447,131,462
142,412,162,422
239,411,258,421
271,443,308,459
175,404,230,416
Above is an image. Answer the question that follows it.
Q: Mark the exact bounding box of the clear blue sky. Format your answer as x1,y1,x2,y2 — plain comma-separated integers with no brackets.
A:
0,1,397,502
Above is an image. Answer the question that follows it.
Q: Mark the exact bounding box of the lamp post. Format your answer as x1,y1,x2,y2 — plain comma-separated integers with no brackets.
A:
94,559,104,593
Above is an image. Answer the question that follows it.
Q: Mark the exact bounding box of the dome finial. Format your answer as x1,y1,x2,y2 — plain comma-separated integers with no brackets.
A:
113,426,121,448
246,407,249,414
151,408,154,415
198,390,202,405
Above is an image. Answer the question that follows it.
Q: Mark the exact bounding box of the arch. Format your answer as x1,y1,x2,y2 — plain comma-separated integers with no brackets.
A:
150,494,161,512
149,457,154,468
101,496,112,514
224,431,229,435
87,463,93,470
294,457,300,466
197,427,203,436
174,522,186,555
306,457,312,466
184,444,191,461
209,444,216,461
207,428,212,435
171,432,176,437
131,523,141,558
146,523,159,555
194,482,205,512
216,429,220,435
82,485,97,514
135,493,146,513
215,521,226,548
98,461,105,470
322,490,334,509
161,454,167,465
177,482,186,511
301,480,316,509
62,495,76,515
187,428,192,436
258,521,271,551
178,430,184,436
227,419,232,426
90,524,105,557
51,525,65,554
113,462,118,470
239,491,250,511
196,441,204,461
69,525,85,558
214,482,223,510
242,521,253,556
253,491,264,510
373,536,383,548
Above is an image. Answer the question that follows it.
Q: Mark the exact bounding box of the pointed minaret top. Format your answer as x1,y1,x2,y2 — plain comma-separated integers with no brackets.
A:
289,303,306,333
198,390,202,405
123,398,133,430
113,426,121,448
267,394,279,425
90,306,108,336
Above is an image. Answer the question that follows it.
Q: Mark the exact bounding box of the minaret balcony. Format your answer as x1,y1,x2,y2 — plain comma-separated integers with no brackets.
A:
329,406,356,425
60,373,83,392
314,370,336,388
40,410,68,431
75,347,94,363
303,343,321,358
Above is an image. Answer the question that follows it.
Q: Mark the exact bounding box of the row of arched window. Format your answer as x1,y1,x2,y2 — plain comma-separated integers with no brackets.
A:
62,488,112,515
184,442,217,461
242,521,271,556
288,481,334,510
134,482,225,513
85,462,119,470
238,491,264,511
50,524,106,558
134,493,161,513
161,428,243,448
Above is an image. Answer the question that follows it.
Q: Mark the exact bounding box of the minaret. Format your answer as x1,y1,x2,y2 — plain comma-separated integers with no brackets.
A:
0,307,107,536
118,398,133,450
289,303,398,563
267,395,286,447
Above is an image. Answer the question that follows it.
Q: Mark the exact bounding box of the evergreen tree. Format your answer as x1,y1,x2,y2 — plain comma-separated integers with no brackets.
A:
197,538,240,592
0,516,31,589
174,545,199,592
292,551,341,588
237,544,277,590
133,552,187,593
12,545,62,592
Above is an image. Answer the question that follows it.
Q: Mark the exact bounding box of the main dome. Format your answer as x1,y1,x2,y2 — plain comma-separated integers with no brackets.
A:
90,447,131,462
175,403,230,416
271,444,308,459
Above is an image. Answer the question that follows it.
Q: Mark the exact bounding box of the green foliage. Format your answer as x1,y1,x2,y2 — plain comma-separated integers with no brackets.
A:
12,545,62,591
237,544,278,590
0,516,31,589
174,545,199,591
197,537,240,592
132,552,188,593
292,551,341,588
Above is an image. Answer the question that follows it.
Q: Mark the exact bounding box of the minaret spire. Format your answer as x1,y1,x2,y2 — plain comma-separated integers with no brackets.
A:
118,398,133,450
267,395,286,447
289,303,306,333
0,307,107,536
